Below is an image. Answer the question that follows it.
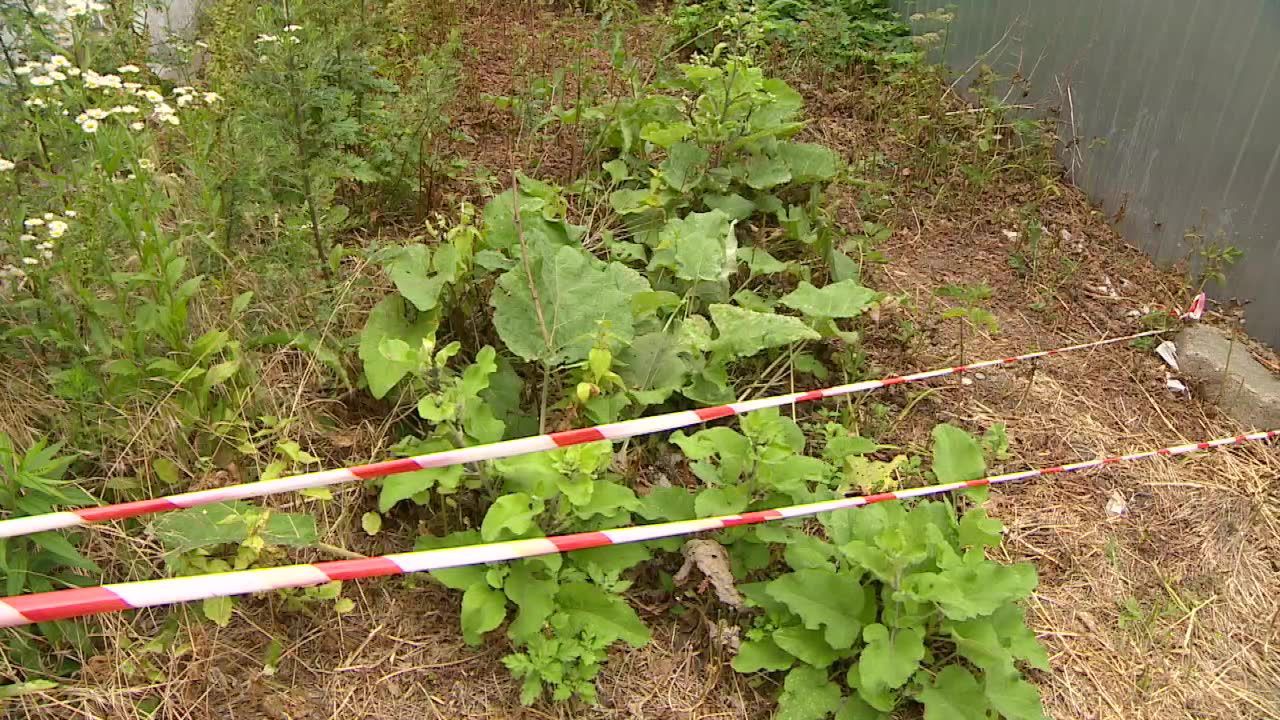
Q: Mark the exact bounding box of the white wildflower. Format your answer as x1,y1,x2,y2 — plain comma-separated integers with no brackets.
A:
202,92,222,104
36,241,52,250
153,102,174,115
21,257,38,266
23,97,47,108
111,104,140,114
64,210,77,218
123,82,141,92
42,212,54,220
47,220,68,238
176,94,194,107
47,55,71,69
20,234,37,243
161,114,179,126
138,158,155,170
118,64,141,74
49,70,66,81
195,41,209,49
287,36,301,45
79,118,99,133
24,218,44,228
30,76,55,87
0,158,14,172
255,34,279,43
14,65,33,76
173,86,194,95
41,250,54,260
85,107,109,120
142,89,164,104
283,24,302,31
67,67,81,77
129,121,145,131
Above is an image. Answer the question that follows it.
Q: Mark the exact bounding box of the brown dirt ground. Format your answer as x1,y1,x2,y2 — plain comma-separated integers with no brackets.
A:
7,4,1279,720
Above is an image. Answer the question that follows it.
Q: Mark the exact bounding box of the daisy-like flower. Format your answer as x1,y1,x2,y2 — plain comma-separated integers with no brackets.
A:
85,107,109,120
36,242,53,250
173,86,194,95
283,24,302,31
30,76,55,87
47,220,68,238
0,158,14,172
255,34,279,43
112,104,140,114
80,118,99,133
118,64,141,74
129,121,145,131
67,67,81,77
24,218,44,228
47,55,71,69
20,235,37,243
14,65,33,76
176,94,194,107
202,92,223,104
41,250,54,260
42,212,54,220
21,257,38,266
64,210,77,218
23,98,47,108
123,82,141,92
138,158,155,171
287,36,301,45
142,89,165,104
49,70,67,81
161,114,179,126
83,70,122,89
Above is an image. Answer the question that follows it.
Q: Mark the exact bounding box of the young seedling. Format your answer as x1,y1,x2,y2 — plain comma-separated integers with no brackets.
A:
935,282,998,365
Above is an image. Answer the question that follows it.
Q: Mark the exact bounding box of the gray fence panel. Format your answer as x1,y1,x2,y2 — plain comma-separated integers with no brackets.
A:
897,0,1280,347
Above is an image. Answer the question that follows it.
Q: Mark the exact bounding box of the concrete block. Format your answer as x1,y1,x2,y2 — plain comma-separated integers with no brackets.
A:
1176,326,1280,429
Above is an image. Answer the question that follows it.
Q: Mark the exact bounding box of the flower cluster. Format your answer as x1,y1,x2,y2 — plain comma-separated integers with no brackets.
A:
0,158,14,172
255,24,304,47
65,0,108,18
1,210,75,291
15,54,78,86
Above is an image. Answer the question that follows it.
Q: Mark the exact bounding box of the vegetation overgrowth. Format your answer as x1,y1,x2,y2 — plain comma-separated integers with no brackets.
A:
0,0,1152,717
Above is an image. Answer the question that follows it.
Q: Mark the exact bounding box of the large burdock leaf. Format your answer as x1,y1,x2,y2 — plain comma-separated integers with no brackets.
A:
658,209,737,283
492,245,640,366
780,281,879,318
555,582,650,646
710,304,820,358
930,423,986,483
778,142,840,183
765,569,865,648
359,295,437,399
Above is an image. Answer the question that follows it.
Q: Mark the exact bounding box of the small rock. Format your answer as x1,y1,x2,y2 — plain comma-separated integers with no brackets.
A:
961,377,974,386
1105,490,1128,516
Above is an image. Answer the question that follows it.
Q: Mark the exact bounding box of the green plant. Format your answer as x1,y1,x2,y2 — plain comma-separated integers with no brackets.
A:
935,283,998,365
724,423,1048,720
0,434,97,674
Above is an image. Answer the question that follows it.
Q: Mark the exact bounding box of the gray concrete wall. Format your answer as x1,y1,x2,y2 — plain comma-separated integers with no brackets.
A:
898,0,1280,348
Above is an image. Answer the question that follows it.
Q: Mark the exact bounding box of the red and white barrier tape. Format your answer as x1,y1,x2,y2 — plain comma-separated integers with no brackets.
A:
0,426,1268,630
0,316,1199,541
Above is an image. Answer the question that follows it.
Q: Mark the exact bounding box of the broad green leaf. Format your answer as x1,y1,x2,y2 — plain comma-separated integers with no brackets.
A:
359,295,437,399
379,466,463,512
504,563,558,642
572,480,640,520
779,281,878,319
731,637,795,673
834,695,886,720
618,332,688,404
153,457,181,484
778,142,840,183
556,581,650,646
931,424,986,484
610,188,654,214
494,452,561,497
737,246,789,274
774,626,841,668
659,210,736,283
641,120,693,147
694,486,752,517
765,569,865,648
709,304,819,358
984,672,1047,720
415,531,486,589
858,624,924,692
947,616,1015,676
704,193,756,220
460,346,498,396
203,596,233,627
492,245,639,366
758,455,832,496
823,434,880,461
661,141,710,191
360,511,382,535
991,604,1051,670
574,543,651,576
776,666,842,720
958,508,1003,550
902,558,1038,620
918,665,988,720
744,153,792,190
461,583,507,645
481,493,545,541
637,486,697,521
384,244,449,311
784,534,837,571
151,502,317,555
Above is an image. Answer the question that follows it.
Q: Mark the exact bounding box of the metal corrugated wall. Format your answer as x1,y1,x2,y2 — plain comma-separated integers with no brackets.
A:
898,0,1280,347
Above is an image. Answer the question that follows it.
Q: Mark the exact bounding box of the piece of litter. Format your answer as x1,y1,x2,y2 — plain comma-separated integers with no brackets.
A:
961,377,974,386
1105,490,1128,516
1001,229,1020,240
1155,341,1179,371
1165,374,1187,396
974,372,986,380
674,539,743,609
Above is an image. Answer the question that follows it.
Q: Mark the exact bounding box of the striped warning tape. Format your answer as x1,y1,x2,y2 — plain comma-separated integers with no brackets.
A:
0,322,1193,540
0,426,1268,629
